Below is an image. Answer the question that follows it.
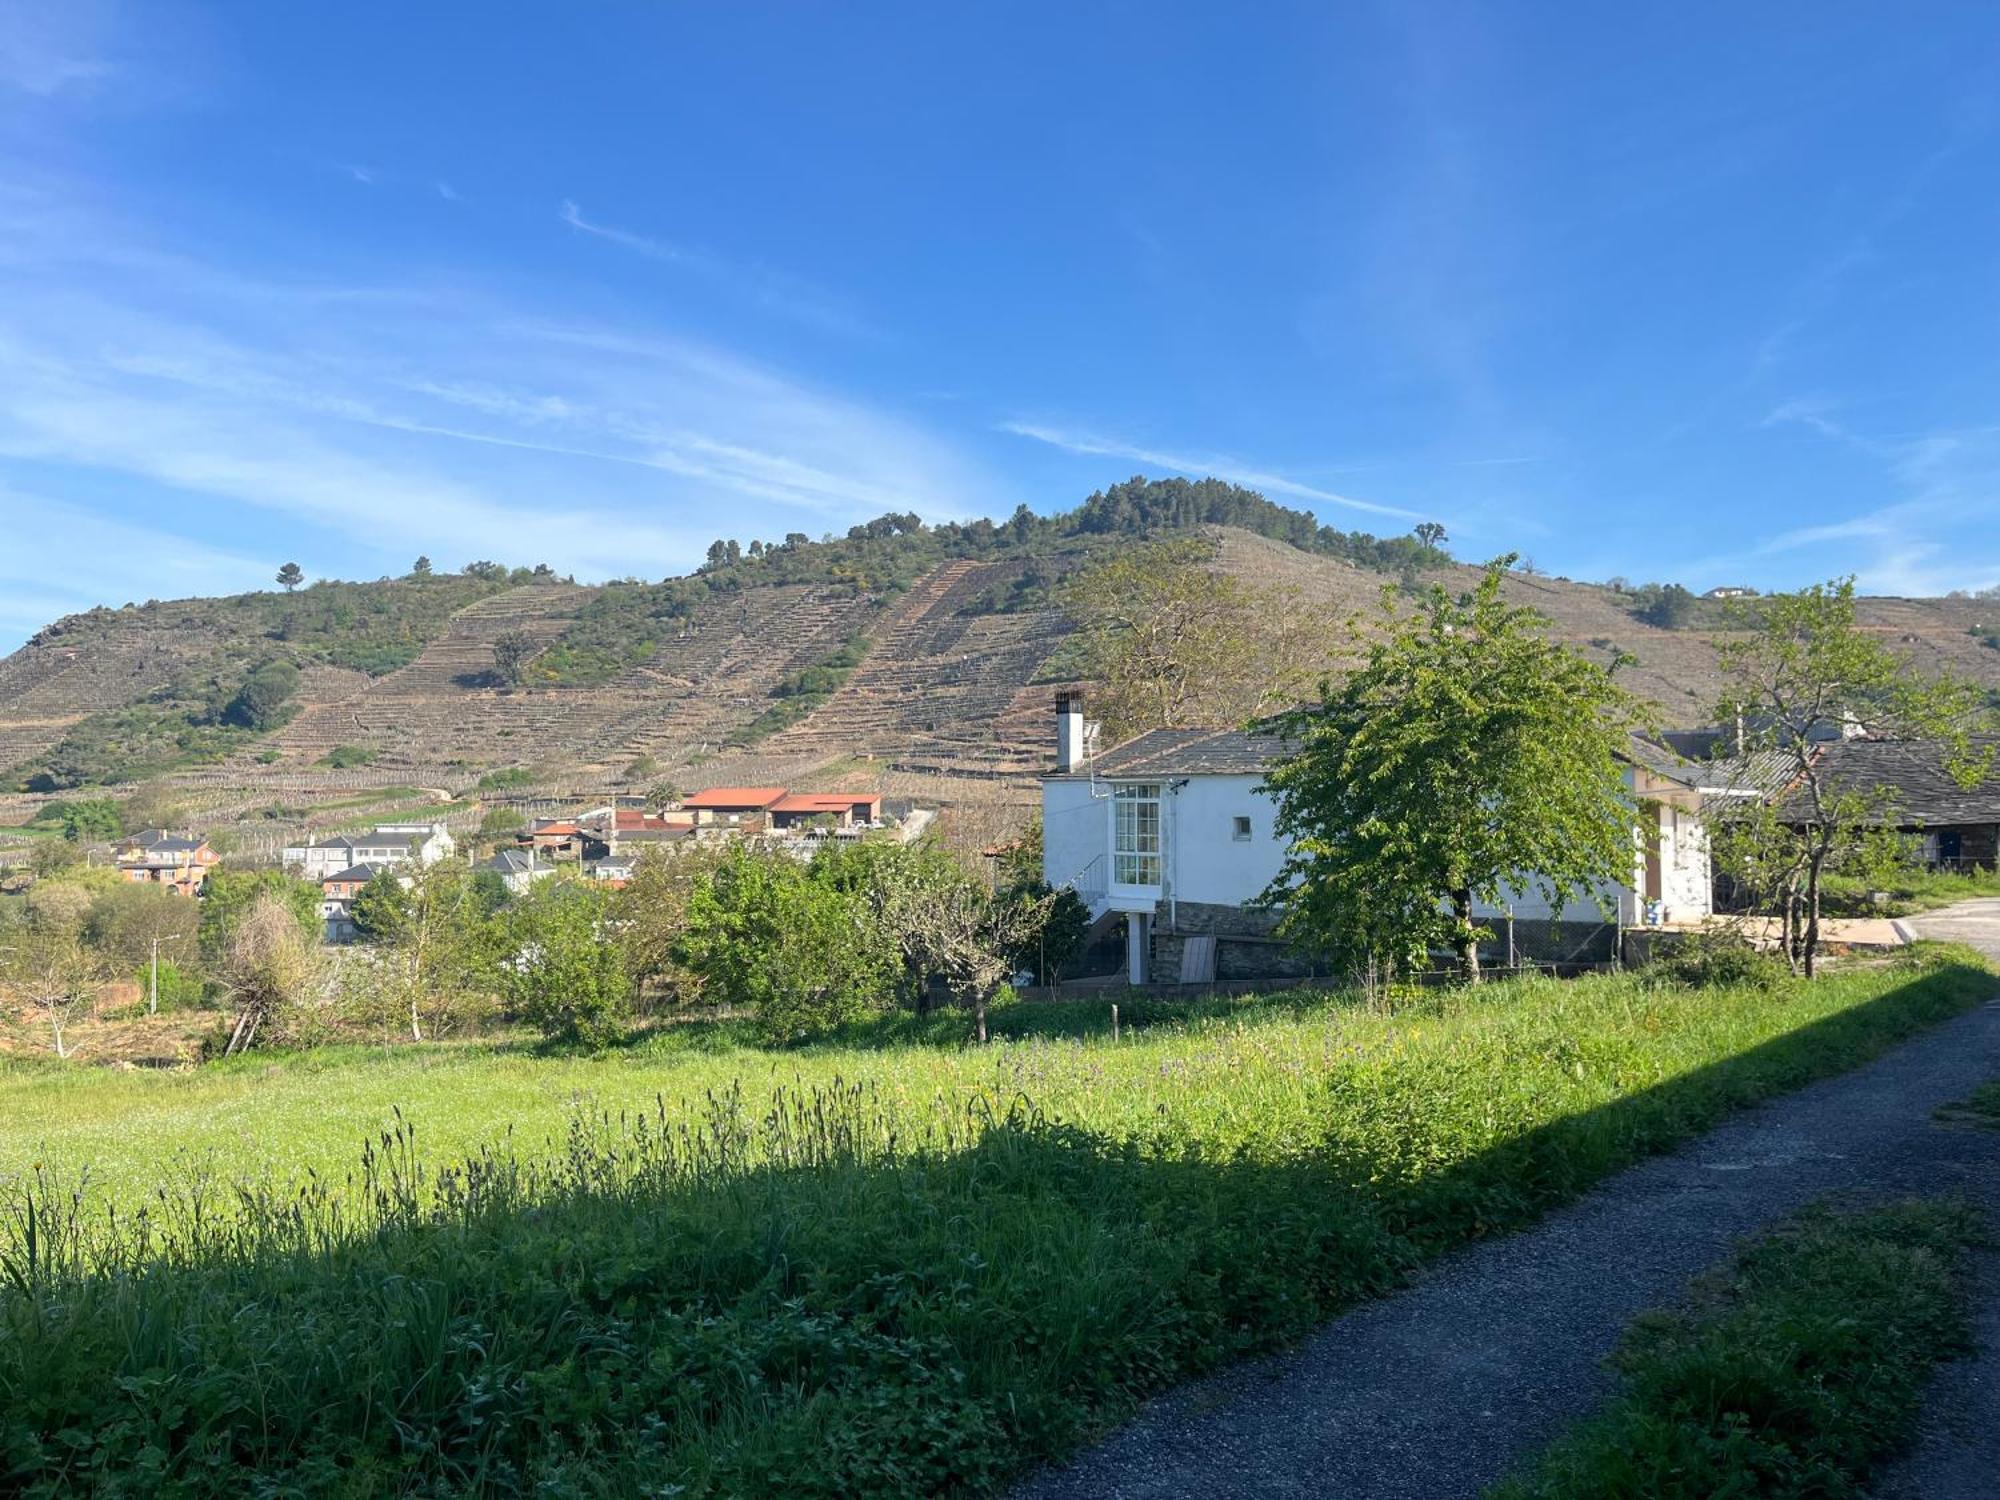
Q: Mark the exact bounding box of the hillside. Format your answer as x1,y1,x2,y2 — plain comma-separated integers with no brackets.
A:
5,479,2000,859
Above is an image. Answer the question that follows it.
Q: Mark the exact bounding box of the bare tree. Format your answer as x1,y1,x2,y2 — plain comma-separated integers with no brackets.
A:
3,927,108,1060
1059,536,1340,741
877,870,1052,1042
220,895,330,1054
1714,580,1989,976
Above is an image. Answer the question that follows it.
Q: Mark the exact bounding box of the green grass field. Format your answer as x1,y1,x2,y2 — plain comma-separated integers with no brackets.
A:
2,949,1992,1496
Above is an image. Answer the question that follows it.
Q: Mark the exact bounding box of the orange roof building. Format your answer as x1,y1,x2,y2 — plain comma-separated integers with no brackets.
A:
769,793,884,829
678,786,787,824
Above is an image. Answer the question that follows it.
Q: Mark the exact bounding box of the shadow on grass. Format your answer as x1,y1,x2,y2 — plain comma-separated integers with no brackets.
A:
1,959,1992,1497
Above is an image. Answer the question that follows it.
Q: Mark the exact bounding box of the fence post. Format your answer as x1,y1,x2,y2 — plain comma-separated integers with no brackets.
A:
1111,1002,1119,1043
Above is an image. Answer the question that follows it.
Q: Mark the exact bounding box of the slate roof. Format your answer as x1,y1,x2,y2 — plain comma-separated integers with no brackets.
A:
1061,727,1709,785
484,849,537,874
1687,751,1800,798
323,863,389,886
1060,728,1295,779
1779,736,2000,826
124,830,207,854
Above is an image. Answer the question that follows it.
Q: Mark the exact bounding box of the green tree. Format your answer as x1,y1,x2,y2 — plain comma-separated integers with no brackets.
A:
1413,521,1448,554
491,631,541,687
350,870,411,941
276,562,304,592
221,660,301,731
1633,583,1695,629
678,848,893,1041
355,862,499,1041
1712,579,1989,977
503,877,631,1048
200,869,321,964
50,798,123,842
1262,562,1643,983
994,813,1089,985
84,882,201,1009
410,555,433,577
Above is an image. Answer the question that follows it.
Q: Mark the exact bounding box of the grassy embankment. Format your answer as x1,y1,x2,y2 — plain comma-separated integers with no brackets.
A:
1493,1198,1986,1499
1,948,1992,1496
1821,864,2000,916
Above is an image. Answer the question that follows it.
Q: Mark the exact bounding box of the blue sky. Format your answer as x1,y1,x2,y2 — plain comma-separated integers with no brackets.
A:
3,3,2000,651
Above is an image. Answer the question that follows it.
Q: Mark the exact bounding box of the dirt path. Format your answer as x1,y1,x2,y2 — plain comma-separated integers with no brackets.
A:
1872,898,2000,1500
1017,941,2000,1499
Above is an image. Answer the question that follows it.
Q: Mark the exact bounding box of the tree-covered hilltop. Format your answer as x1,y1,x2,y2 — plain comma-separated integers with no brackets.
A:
527,476,1453,686
6,478,1454,780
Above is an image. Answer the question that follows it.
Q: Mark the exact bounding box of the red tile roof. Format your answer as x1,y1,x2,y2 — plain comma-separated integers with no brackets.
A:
679,787,787,809
770,793,883,814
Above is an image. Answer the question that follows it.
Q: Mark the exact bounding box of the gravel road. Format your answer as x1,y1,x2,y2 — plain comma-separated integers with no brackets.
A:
1016,909,2000,1500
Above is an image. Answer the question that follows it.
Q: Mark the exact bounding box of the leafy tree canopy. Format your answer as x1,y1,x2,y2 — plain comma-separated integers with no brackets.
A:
1262,561,1643,982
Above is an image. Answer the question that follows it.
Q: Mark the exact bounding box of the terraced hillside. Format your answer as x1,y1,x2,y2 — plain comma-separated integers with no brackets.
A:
1212,530,2000,724
7,512,2000,866
0,614,229,775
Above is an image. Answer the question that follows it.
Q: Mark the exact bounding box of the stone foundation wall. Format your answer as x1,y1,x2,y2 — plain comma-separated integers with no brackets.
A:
1149,902,1618,982
1153,901,1317,983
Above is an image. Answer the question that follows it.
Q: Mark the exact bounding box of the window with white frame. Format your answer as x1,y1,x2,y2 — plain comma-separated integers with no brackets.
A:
1112,783,1162,886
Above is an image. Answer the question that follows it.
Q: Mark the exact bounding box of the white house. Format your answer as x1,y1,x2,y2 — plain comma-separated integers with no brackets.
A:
283,823,456,881
482,847,554,896
1041,693,1712,983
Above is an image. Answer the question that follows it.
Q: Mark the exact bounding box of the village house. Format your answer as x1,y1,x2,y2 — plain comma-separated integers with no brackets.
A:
318,863,394,943
1774,736,2000,870
768,793,884,831
482,846,554,896
1040,693,1713,984
515,817,609,863
113,830,220,896
677,787,787,827
282,823,456,881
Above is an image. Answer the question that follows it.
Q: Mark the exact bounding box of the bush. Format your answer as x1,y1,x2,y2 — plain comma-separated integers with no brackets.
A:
316,745,378,769
503,879,631,1048
1649,929,1790,989
678,847,895,1041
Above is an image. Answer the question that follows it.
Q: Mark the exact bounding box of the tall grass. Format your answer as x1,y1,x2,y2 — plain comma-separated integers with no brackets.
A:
0,949,1991,1496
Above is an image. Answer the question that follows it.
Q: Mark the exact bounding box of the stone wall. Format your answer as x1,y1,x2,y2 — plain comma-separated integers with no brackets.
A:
1149,900,1619,982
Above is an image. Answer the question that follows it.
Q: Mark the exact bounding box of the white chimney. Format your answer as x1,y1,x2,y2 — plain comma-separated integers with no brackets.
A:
1056,691,1087,772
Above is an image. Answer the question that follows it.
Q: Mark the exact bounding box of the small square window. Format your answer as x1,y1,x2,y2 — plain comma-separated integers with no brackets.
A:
1232,815,1253,841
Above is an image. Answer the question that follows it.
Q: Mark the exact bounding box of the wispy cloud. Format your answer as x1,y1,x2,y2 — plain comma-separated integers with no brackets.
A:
556,199,876,338
435,180,460,202
0,483,268,634
0,172,996,645
997,420,1424,522
559,199,685,262
0,8,117,98
342,164,375,186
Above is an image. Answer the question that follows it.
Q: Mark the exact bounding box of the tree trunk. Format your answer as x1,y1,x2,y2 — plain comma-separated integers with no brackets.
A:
1451,888,1480,984
1802,850,1827,980
50,1015,66,1060
971,985,989,1045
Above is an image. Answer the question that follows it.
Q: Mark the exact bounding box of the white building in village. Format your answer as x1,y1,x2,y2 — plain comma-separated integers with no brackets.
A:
282,822,457,881
1040,693,1712,984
